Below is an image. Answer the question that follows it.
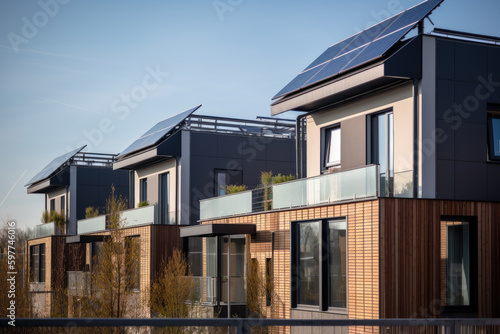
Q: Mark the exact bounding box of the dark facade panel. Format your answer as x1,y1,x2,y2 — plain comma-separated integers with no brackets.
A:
454,122,487,162
340,115,366,170
454,81,487,124
454,161,487,201
436,120,455,161
436,39,455,80
436,79,455,120
454,42,488,83
190,132,218,157
264,138,293,162
487,164,500,201
436,160,454,199
217,134,247,160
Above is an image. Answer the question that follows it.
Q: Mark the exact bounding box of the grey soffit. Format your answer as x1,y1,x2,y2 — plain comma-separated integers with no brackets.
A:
66,235,108,244
117,105,201,158
25,145,86,187
272,0,443,100
180,223,257,238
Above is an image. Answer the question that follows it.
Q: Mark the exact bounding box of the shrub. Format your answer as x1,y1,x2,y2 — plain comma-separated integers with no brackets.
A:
138,200,149,207
41,210,51,224
225,184,247,194
272,173,296,184
85,207,99,219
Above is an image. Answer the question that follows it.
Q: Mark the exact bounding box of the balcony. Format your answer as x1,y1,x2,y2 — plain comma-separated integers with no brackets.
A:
191,276,246,306
200,165,379,220
77,204,177,234
33,222,62,238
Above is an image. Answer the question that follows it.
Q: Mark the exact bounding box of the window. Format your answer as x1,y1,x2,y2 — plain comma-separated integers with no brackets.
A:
139,178,147,203
440,217,477,312
324,126,341,169
60,196,65,216
487,110,500,161
214,169,243,197
266,258,273,307
50,199,55,212
221,236,245,303
370,111,394,196
188,237,203,277
292,219,347,311
126,236,140,290
30,244,45,283
159,173,170,224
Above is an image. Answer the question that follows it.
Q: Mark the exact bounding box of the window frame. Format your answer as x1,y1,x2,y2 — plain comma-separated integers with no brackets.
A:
50,198,55,212
158,172,170,224
440,216,478,314
30,244,45,283
487,111,500,161
291,218,347,313
323,125,341,170
368,109,394,197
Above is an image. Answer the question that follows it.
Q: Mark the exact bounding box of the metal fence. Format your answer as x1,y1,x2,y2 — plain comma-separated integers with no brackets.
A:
2,318,500,333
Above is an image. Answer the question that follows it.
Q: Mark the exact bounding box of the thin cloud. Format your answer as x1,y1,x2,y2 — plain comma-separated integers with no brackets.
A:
0,170,26,207
42,98,101,115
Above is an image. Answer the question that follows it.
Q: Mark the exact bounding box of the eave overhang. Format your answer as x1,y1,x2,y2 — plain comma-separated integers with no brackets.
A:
180,223,256,238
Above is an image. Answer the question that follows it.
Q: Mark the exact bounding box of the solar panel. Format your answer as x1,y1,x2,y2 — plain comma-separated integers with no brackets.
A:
273,0,443,99
25,146,86,186
118,105,201,157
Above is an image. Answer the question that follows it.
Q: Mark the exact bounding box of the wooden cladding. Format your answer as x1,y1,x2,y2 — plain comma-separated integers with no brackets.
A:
380,198,500,319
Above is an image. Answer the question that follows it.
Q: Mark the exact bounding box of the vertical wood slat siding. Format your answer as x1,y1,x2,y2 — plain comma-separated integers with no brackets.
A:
380,198,500,319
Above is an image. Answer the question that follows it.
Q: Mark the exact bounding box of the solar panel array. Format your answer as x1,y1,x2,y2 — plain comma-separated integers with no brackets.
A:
273,0,443,99
118,105,202,158
25,146,86,186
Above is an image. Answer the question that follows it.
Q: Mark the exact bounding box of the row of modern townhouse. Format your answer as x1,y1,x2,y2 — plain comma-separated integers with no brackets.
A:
26,0,500,332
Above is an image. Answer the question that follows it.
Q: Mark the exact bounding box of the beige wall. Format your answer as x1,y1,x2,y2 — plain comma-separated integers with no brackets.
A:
134,159,177,211
307,82,415,196
46,188,68,217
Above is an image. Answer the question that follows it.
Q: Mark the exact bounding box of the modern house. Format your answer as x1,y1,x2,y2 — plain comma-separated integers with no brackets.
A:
69,106,297,317
187,0,500,330
25,148,129,317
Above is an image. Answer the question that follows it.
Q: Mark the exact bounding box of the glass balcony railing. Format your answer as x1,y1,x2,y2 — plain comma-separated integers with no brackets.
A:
200,191,252,220
77,216,106,234
34,222,61,238
191,276,217,305
199,165,380,220
76,205,177,234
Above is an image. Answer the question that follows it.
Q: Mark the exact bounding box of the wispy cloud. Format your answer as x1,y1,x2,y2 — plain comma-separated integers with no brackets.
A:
42,98,101,114
0,44,104,63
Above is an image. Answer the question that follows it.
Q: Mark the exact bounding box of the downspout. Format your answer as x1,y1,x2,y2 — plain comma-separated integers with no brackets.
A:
295,114,307,179
175,156,179,225
413,78,419,198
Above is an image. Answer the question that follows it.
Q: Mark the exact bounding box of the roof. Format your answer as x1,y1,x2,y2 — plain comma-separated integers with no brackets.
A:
271,0,444,113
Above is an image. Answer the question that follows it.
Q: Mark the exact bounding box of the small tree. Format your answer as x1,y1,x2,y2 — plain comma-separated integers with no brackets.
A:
85,207,99,219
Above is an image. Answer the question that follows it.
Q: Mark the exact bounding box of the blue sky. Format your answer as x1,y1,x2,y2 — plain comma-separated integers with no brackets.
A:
0,0,499,230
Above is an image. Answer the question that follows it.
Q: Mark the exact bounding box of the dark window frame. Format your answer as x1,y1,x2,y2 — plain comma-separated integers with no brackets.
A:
50,198,55,212
126,236,140,291
440,216,478,315
291,218,347,313
158,172,170,224
323,125,341,170
368,109,394,197
30,244,45,283
487,111,500,161
214,169,243,197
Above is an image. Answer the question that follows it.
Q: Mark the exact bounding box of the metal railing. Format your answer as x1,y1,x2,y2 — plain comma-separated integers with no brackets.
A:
4,318,500,333
200,165,379,220
77,205,177,234
191,276,217,305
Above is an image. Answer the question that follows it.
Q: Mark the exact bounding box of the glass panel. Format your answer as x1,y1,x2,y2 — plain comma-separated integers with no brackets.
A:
35,222,57,238
325,127,341,167
298,222,320,305
199,191,252,220
140,178,147,202
39,244,45,283
121,205,155,227
60,196,65,216
206,237,217,277
372,112,393,196
490,116,500,158
30,245,39,282
188,237,203,277
221,236,245,304
77,216,106,234
50,199,55,212
217,172,227,196
447,223,470,306
126,237,140,290
159,173,170,224
329,221,346,308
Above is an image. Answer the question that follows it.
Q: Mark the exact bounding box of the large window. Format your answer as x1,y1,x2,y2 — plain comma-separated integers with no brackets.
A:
440,217,477,312
50,198,55,212
159,172,170,224
126,236,140,291
488,110,500,161
292,219,347,311
139,178,147,203
60,196,65,216
30,244,45,283
324,126,341,169
370,111,394,196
